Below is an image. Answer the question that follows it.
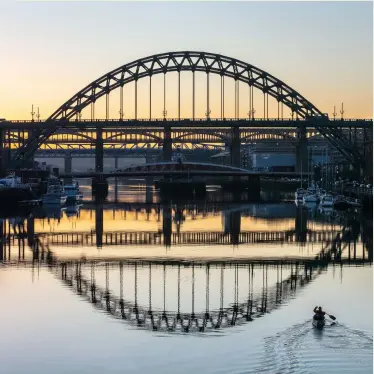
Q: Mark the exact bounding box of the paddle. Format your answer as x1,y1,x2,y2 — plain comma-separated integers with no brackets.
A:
326,313,336,321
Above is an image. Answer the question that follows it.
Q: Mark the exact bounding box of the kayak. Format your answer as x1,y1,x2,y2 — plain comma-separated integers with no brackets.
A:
312,319,325,329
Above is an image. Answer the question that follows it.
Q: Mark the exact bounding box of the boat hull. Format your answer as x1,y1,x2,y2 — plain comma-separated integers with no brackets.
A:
42,195,67,205
66,193,83,202
334,201,349,210
320,201,334,207
303,197,319,203
312,319,325,329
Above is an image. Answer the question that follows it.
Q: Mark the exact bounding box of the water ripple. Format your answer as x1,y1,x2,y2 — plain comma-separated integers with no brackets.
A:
254,321,373,374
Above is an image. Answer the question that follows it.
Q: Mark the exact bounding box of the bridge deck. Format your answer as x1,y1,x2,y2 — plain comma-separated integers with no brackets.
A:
1,118,372,129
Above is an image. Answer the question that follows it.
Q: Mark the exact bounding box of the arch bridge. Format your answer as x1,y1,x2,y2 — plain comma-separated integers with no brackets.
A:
1,51,372,173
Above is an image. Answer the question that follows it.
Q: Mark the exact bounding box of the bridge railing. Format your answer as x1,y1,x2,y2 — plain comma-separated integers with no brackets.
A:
4,118,373,124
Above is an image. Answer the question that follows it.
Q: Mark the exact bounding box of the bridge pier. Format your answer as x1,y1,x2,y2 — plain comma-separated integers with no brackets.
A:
163,126,172,162
230,127,241,168
95,127,104,172
146,144,153,164
64,152,72,174
296,125,308,174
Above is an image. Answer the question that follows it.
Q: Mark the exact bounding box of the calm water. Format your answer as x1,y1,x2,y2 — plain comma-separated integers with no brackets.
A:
0,183,372,373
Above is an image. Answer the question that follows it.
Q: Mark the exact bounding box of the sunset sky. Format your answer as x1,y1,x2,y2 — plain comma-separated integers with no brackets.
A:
0,1,372,120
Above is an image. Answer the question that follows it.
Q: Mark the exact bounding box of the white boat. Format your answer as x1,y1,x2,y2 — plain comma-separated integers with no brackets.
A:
65,204,82,217
0,173,26,188
319,206,334,216
64,180,83,202
312,319,325,329
303,192,319,203
307,184,318,195
318,188,327,199
295,188,305,200
320,194,334,207
345,197,362,208
42,178,67,205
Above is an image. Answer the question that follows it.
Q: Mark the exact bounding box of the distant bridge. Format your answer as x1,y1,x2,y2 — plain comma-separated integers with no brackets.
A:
59,161,311,179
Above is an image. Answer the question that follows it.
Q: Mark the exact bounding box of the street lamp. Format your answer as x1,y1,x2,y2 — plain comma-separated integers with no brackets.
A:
119,109,124,121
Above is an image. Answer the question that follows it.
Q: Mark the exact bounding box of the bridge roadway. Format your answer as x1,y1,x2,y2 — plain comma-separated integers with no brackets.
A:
2,118,372,172
2,118,372,129
60,170,311,179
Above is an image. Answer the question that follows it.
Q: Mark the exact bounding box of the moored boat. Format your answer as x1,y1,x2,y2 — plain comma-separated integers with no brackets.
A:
42,177,67,205
303,192,319,204
64,180,83,202
0,173,38,206
320,194,334,207
294,188,305,201
333,195,349,210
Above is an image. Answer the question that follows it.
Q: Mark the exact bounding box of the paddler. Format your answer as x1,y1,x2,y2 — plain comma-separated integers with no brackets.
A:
313,306,326,321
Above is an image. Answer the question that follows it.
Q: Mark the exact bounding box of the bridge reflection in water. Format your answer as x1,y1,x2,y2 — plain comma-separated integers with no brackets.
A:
0,200,371,334
2,202,370,249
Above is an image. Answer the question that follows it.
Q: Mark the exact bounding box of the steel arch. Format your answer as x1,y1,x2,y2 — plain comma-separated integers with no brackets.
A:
50,51,322,120
11,51,367,168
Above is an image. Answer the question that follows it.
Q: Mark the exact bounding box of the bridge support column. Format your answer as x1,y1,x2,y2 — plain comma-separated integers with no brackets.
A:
146,144,153,164
230,127,241,168
163,126,172,162
296,125,308,174
95,127,104,173
64,152,72,174
114,156,119,170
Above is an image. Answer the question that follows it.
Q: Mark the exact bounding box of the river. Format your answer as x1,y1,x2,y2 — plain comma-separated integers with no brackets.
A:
0,181,372,373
